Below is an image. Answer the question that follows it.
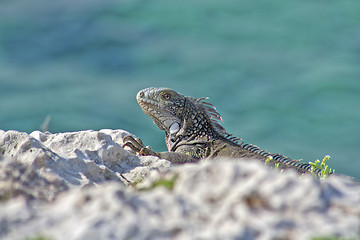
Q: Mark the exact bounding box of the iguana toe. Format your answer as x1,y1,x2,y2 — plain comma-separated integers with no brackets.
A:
123,135,159,157
123,135,145,153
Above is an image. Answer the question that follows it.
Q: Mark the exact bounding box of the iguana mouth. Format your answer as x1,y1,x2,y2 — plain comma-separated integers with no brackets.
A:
137,97,162,109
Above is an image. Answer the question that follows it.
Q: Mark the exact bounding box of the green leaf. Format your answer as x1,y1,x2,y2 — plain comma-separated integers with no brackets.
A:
308,155,334,178
265,156,273,165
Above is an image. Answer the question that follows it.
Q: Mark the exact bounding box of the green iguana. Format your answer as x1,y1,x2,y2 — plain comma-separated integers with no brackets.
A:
123,87,321,175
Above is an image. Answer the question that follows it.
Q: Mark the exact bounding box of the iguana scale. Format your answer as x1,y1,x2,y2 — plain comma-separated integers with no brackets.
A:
124,87,321,175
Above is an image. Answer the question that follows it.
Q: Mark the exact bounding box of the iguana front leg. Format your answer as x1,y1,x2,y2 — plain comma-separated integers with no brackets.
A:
123,135,198,164
123,135,159,157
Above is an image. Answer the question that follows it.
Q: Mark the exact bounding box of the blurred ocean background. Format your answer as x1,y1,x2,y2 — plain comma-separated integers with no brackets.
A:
0,0,359,179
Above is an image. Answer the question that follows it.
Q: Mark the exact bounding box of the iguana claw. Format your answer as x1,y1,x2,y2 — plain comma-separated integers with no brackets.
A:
123,135,144,151
123,135,158,157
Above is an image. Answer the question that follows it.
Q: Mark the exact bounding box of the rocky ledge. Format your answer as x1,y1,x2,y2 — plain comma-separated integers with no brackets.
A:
0,129,359,240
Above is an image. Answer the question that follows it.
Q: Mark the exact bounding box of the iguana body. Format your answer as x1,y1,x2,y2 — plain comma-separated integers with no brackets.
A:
124,87,320,174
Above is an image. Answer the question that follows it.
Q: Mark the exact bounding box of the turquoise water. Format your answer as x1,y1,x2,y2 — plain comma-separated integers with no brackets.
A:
1,0,359,179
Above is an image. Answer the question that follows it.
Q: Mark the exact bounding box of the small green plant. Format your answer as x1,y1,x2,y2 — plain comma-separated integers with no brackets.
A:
265,156,273,165
136,175,178,191
265,155,335,178
311,235,357,240
25,235,51,240
265,156,280,171
150,177,177,190
309,155,334,178
275,162,280,169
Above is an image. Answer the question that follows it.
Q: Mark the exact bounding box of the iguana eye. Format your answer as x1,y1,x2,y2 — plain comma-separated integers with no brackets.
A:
162,93,171,100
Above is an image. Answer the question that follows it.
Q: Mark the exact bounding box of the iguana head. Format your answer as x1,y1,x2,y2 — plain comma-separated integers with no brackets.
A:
136,87,186,135
136,87,229,151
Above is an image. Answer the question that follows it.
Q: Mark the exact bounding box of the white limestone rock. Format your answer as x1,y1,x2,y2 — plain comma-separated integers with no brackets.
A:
0,158,69,202
0,129,172,193
0,130,359,240
0,160,359,240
